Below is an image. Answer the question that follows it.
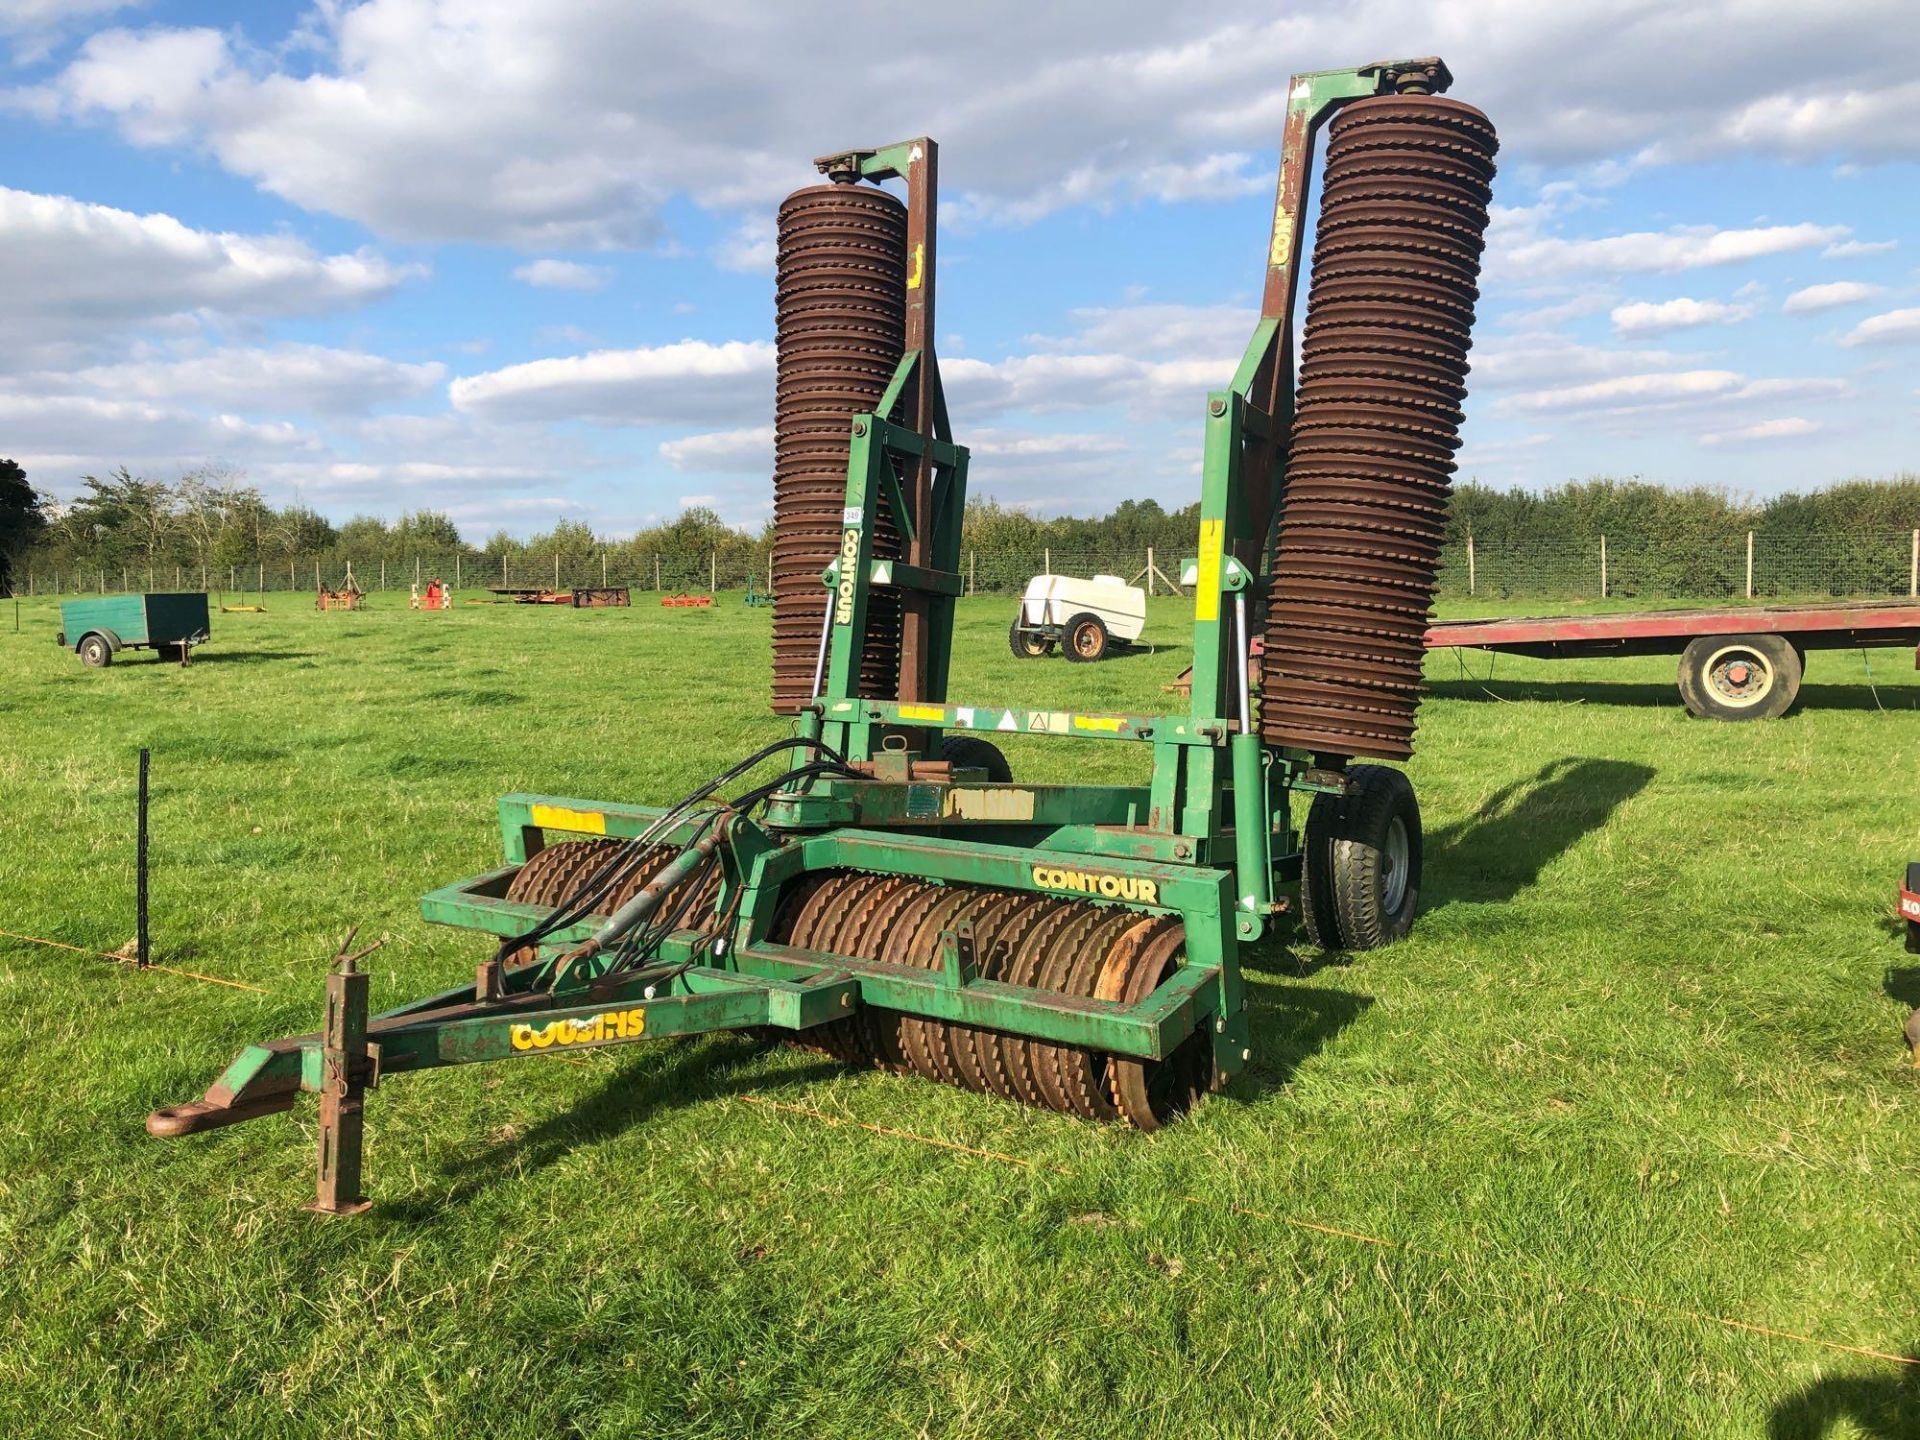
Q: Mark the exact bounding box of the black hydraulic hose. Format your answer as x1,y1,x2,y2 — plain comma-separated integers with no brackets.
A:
494,736,858,966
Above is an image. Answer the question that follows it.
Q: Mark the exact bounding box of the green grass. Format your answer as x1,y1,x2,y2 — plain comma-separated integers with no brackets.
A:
2,590,1917,1438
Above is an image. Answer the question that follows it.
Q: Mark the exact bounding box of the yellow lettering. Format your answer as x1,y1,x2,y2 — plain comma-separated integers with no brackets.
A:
1030,865,1161,907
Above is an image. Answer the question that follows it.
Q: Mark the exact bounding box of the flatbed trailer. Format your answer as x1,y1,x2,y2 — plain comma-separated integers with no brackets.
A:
1425,601,1920,719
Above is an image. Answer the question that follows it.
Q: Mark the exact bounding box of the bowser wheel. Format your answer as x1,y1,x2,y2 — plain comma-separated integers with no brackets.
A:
1301,765,1422,951
1677,633,1800,720
78,634,111,668
938,735,1013,783
1009,618,1053,658
1063,612,1110,663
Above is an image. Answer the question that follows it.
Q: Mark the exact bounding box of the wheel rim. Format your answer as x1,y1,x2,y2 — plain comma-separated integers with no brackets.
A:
1073,622,1101,657
1702,644,1774,707
1381,815,1409,913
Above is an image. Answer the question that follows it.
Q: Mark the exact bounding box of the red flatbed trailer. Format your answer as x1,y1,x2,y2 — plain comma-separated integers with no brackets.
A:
1425,601,1920,719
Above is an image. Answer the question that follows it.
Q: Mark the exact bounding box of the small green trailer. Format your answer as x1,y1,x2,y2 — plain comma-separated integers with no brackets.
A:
57,593,210,667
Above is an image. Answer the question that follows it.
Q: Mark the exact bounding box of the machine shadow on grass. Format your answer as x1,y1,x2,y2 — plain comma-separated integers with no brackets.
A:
1768,1354,1920,1440
177,650,318,666
1884,966,1920,1009
1236,980,1372,1095
1426,675,1914,712
1424,756,1655,908
384,1040,844,1220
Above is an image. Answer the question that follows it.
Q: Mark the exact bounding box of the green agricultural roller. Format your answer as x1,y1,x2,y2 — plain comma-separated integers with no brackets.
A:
149,56,1499,1212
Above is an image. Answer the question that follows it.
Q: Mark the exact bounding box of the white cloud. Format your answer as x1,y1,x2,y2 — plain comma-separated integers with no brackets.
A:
1610,297,1753,335
1501,369,1746,414
19,2,1920,250
659,426,773,473
42,344,445,413
1497,369,1845,417
449,339,774,425
1841,308,1920,347
1782,280,1886,313
0,185,418,366
1495,219,1849,279
0,0,139,64
512,258,611,291
1823,238,1897,258
0,391,317,463
1700,417,1822,445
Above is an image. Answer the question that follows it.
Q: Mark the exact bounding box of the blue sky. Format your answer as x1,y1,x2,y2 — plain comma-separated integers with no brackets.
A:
1,1,1915,539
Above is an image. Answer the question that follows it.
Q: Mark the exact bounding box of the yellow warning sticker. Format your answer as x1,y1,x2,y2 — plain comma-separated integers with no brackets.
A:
898,704,945,722
1072,714,1124,733
529,803,607,835
1195,518,1224,622
907,242,926,290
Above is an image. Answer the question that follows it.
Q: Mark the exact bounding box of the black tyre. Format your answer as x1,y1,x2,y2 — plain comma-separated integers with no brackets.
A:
938,735,1013,783
1676,632,1800,720
1009,618,1053,658
1063,611,1109,663
1300,764,1422,951
1907,861,1920,957
78,634,111,668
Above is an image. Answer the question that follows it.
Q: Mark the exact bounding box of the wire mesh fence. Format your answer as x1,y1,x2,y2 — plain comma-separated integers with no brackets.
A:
16,531,1920,603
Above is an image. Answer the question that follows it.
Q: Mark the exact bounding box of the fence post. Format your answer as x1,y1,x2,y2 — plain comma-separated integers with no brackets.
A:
1145,546,1155,597
380,559,386,590
176,566,182,588
456,554,462,588
1745,531,1754,600
602,552,608,587
1599,534,1608,598
122,566,128,592
554,553,560,591
768,551,774,591
1044,547,1051,576
259,562,264,598
1911,529,1918,599
654,555,661,592
314,560,321,590
710,551,717,593
1467,532,1476,596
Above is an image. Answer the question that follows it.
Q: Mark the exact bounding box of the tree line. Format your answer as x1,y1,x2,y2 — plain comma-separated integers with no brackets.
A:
2,457,1916,597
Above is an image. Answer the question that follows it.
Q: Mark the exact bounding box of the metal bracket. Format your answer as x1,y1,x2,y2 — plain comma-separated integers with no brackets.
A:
305,928,382,1217
938,922,978,988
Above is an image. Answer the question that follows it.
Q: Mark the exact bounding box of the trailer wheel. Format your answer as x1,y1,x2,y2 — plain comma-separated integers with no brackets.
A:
1063,612,1110,663
78,634,111,668
1677,633,1800,720
938,735,1013,783
1300,765,1422,951
1008,619,1054,658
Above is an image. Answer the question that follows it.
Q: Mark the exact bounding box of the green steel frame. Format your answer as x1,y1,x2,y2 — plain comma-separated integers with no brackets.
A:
147,59,1455,1211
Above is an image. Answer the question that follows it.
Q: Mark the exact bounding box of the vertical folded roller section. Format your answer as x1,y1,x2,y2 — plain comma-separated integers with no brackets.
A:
771,182,909,713
1262,94,1499,760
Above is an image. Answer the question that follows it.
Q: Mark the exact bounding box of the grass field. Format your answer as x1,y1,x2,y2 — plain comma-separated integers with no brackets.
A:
2,590,1917,1438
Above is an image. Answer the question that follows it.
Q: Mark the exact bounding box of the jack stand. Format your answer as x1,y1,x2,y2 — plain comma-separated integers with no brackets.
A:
305,928,382,1216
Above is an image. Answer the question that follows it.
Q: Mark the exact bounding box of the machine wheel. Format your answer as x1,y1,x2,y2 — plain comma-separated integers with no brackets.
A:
1063,612,1110,663
1300,764,1422,951
938,735,1013,782
78,634,111,668
1677,633,1800,720
1009,619,1054,658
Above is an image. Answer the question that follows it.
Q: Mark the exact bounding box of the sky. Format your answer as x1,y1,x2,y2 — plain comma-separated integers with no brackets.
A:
0,1,1915,541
